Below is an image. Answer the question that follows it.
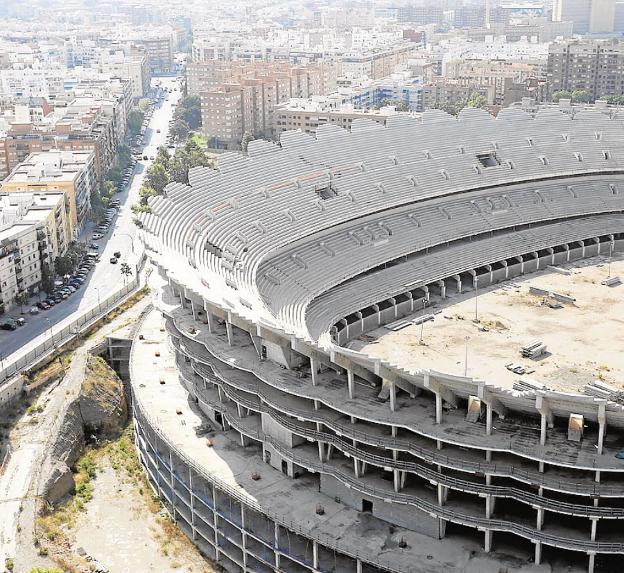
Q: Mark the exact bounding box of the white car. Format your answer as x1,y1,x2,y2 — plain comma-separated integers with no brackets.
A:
92,232,103,240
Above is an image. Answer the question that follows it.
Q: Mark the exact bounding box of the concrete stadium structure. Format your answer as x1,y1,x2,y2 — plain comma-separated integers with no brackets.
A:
133,107,624,573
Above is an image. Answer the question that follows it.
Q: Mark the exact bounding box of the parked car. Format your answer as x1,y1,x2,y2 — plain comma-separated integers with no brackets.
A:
114,251,121,259
143,155,148,160
89,243,99,250
29,306,40,315
37,301,50,310
0,318,17,330
110,257,118,264
92,232,103,240
44,298,55,307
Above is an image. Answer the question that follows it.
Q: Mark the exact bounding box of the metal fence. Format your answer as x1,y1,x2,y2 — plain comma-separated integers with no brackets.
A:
0,272,142,388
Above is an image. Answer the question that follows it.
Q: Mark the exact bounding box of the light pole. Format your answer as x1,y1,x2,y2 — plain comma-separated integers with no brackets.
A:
45,317,54,348
474,275,479,323
464,336,470,377
608,241,613,278
116,232,135,254
94,286,101,312
419,296,426,343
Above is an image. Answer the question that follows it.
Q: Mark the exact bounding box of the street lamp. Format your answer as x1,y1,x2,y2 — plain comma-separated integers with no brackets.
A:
474,274,479,323
419,296,426,343
45,317,54,348
464,336,470,377
115,232,135,254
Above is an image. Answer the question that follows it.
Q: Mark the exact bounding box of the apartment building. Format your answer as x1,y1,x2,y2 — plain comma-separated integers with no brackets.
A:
272,97,418,137
548,38,624,99
0,97,120,182
99,47,151,100
421,79,496,111
190,61,339,148
444,59,538,105
2,150,96,236
341,44,415,80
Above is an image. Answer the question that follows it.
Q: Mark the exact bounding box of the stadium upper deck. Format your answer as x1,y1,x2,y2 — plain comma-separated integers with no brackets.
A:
138,107,624,345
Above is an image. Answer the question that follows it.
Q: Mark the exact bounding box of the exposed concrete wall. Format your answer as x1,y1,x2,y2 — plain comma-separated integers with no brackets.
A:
319,474,442,538
0,375,25,414
263,340,306,370
261,412,305,449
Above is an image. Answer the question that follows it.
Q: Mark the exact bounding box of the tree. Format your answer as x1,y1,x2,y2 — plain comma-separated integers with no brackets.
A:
120,262,133,284
144,163,170,194
571,89,592,103
240,131,255,153
466,92,487,109
107,166,124,188
552,90,573,102
174,95,201,129
171,118,190,142
40,264,55,296
380,98,409,112
138,98,151,112
116,144,132,167
155,146,171,169
14,291,30,313
127,109,145,137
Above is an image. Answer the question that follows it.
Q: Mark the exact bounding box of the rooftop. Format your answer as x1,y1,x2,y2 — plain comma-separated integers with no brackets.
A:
3,149,93,185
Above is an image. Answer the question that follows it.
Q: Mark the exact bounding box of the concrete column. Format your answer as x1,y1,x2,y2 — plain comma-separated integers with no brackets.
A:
190,299,198,320
240,433,248,447
534,541,542,565
354,458,360,478
454,274,462,294
486,403,493,436
590,518,597,542
326,444,333,461
533,252,539,270
169,449,176,518
310,358,318,386
502,260,508,279
565,243,570,262
484,529,492,553
212,484,220,560
485,495,494,519
274,522,280,569
547,247,555,265
594,237,601,254
225,321,233,346
391,425,397,438
313,540,319,570
347,369,355,400
437,483,447,505
356,559,363,573
393,469,401,493
241,506,248,569
389,380,396,412
189,467,196,540
422,285,430,302
314,399,320,410
435,392,443,424
486,264,493,283
581,240,586,258
318,442,325,462
518,255,525,274
205,311,214,333
588,552,595,573
597,401,606,455
179,291,186,308
437,279,446,299
537,507,544,530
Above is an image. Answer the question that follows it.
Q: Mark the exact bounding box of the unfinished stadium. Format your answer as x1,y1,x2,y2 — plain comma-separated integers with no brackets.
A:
132,107,624,573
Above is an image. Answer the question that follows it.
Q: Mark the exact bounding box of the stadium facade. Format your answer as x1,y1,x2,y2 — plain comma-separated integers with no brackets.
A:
132,108,624,573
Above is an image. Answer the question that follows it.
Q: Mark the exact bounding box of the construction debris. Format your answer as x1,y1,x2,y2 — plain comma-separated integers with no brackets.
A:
520,340,547,359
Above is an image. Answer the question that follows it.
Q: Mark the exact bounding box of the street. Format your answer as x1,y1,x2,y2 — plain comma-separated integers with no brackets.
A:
0,77,181,365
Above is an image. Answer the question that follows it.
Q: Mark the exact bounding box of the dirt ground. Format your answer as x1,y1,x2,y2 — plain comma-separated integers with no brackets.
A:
72,457,217,573
353,254,624,393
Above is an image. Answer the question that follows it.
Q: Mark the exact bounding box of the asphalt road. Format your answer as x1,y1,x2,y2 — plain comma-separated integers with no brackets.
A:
0,76,181,365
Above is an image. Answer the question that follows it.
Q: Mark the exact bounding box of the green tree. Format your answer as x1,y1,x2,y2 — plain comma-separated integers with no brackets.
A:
466,92,487,108
571,89,593,103
138,98,151,112
552,90,573,102
107,166,124,188
120,262,133,284
380,98,409,111
174,95,201,129
116,144,132,167
144,163,170,194
14,291,30,313
240,131,255,153
155,146,171,169
139,185,158,203
40,263,55,295
171,118,190,142
127,109,145,137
